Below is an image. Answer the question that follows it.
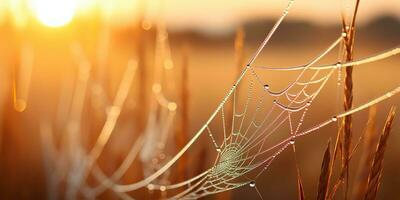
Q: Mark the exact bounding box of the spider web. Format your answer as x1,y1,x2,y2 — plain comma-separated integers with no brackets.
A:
109,36,342,200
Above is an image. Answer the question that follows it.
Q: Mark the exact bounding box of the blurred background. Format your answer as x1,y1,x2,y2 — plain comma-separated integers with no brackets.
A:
0,0,399,199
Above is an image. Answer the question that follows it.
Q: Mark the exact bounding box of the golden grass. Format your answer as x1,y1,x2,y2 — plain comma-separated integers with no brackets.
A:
352,106,378,199
297,174,306,200
330,1,362,198
235,27,245,76
136,17,149,137
340,0,360,197
317,140,332,200
175,45,190,182
364,107,396,200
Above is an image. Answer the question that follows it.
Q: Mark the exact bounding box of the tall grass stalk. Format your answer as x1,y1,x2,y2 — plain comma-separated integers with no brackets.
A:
175,45,189,182
351,106,378,199
327,0,362,198
340,1,360,198
364,107,396,200
317,140,332,200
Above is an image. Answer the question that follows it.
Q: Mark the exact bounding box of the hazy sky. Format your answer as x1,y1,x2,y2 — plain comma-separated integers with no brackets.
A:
1,0,399,32
160,0,400,32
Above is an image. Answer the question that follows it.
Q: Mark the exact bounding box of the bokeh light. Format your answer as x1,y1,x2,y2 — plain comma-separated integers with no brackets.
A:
29,0,77,27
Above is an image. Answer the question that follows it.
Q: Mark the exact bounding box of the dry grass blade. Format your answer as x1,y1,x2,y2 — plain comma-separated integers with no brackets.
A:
227,27,246,125
291,135,305,200
297,173,306,200
332,125,343,164
340,1,361,198
330,106,378,200
195,148,208,176
317,140,332,200
352,106,378,199
175,46,190,182
364,106,396,200
292,144,305,200
327,128,342,200
235,27,245,75
136,17,149,136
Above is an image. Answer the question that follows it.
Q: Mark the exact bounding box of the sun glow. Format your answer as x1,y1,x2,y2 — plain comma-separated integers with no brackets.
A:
30,0,77,27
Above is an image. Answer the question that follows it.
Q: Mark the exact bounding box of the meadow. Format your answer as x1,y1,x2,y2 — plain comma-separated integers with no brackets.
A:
0,1,399,199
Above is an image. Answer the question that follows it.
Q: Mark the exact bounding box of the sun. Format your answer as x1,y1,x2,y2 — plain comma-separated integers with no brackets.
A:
30,0,77,27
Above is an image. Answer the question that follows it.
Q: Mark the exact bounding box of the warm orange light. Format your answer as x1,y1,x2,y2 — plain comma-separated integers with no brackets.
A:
30,0,77,27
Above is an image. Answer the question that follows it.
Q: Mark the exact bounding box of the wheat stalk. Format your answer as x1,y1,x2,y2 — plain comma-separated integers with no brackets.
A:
364,107,396,200
351,106,378,199
340,0,361,198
